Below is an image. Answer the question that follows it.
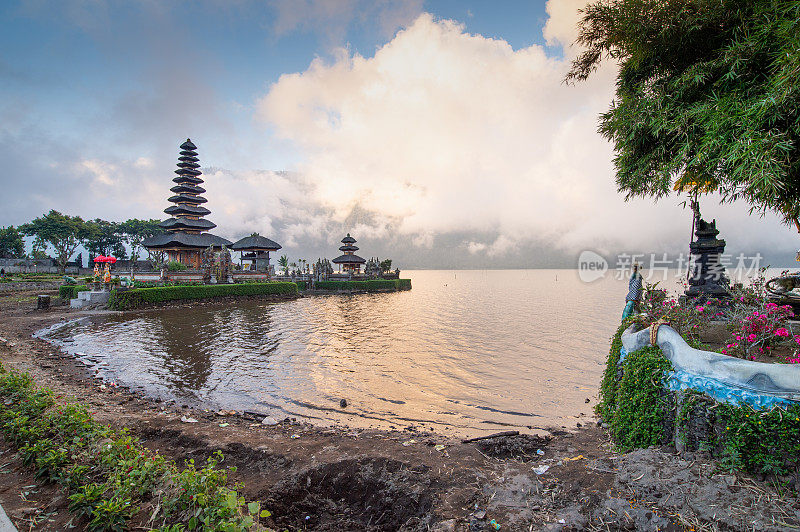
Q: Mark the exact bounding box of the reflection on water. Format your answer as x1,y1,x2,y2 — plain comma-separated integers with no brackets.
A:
46,270,635,436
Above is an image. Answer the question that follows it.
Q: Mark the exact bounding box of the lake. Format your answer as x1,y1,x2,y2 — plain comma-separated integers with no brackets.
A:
44,269,650,436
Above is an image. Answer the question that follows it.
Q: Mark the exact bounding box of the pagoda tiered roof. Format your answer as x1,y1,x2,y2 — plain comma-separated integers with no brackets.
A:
143,138,230,252
160,217,217,231
332,233,365,264
332,254,366,264
231,235,282,251
144,232,232,250
164,204,211,216
170,184,206,194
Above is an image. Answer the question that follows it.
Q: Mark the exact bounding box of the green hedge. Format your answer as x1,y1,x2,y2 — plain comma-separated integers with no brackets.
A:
314,279,412,291
108,282,298,310
0,364,270,530
294,281,307,291
59,284,90,300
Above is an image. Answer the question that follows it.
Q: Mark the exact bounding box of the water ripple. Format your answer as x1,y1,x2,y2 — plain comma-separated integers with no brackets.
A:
46,270,633,436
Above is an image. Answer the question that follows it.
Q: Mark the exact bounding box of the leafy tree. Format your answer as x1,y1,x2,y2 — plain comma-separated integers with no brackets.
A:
277,254,289,276
83,219,126,259
379,259,392,273
567,0,800,233
31,237,49,259
0,226,25,258
20,210,88,272
120,219,163,262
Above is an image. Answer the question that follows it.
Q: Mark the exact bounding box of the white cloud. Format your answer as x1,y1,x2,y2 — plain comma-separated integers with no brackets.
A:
77,159,117,187
255,3,798,261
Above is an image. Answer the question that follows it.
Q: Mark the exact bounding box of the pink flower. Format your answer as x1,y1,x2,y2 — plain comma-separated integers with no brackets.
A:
721,349,728,355
795,335,800,345
696,306,705,312
735,335,742,341
774,328,790,337
747,334,757,343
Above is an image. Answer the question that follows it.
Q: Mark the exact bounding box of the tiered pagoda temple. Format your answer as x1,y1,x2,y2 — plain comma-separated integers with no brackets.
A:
143,139,232,268
332,233,366,274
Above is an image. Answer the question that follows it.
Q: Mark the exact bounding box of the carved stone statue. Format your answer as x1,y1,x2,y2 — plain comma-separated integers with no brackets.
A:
201,245,232,284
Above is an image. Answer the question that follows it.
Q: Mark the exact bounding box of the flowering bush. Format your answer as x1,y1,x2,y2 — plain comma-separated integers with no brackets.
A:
639,282,724,342
722,302,796,359
638,269,799,362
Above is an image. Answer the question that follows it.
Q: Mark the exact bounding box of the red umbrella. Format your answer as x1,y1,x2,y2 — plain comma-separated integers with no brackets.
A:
93,255,117,263
93,255,107,263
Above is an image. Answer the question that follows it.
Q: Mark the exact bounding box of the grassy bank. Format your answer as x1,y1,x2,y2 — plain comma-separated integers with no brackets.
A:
312,279,411,292
0,363,271,531
108,283,298,310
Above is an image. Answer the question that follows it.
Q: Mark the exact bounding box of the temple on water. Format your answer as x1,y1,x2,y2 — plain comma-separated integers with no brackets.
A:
143,139,232,268
332,233,366,274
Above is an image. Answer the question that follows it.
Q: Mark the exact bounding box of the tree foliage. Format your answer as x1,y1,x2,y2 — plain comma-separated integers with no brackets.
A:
84,219,126,259
277,255,289,276
120,219,163,262
567,0,800,232
0,226,25,259
20,210,88,272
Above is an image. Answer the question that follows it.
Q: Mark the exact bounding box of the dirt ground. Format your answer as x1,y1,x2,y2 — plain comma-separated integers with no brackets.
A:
1,286,799,531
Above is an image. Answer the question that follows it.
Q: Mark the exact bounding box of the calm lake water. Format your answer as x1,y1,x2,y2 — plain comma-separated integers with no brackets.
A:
45,270,647,436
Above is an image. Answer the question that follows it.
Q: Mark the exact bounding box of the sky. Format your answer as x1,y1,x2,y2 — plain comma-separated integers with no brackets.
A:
1,0,797,269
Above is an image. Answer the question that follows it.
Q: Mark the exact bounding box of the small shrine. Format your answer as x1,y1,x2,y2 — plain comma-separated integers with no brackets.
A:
331,234,366,274
685,210,730,299
143,139,232,268
231,234,282,272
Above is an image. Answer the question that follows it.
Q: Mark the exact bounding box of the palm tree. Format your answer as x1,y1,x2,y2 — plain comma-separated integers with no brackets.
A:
278,255,289,276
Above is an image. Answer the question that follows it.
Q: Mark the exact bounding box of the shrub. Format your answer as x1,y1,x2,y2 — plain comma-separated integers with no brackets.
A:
0,363,270,530
599,319,675,452
59,284,89,300
108,282,298,310
166,261,187,272
294,281,307,291
314,279,412,292
611,345,673,452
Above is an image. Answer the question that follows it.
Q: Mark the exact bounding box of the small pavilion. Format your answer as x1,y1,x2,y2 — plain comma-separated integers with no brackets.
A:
332,233,366,274
143,139,231,268
231,234,282,272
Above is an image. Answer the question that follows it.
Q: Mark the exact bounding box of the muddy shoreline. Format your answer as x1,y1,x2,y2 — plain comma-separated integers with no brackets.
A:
1,286,799,530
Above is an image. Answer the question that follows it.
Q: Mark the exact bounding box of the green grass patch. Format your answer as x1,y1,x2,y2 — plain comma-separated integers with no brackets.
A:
0,363,272,531
314,279,412,292
108,283,299,310
59,285,90,300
